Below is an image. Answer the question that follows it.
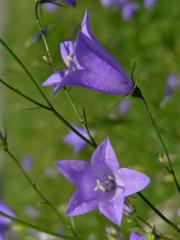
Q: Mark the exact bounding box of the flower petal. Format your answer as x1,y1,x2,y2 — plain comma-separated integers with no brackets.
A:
81,11,130,77
74,32,134,95
42,72,62,87
91,138,120,168
118,168,151,197
60,41,75,68
56,160,89,185
99,190,124,225
66,190,98,216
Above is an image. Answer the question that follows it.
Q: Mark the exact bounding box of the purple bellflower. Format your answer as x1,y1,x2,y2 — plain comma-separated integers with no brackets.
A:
0,202,15,240
56,138,150,225
44,3,58,12
144,0,156,9
43,11,135,96
129,232,146,240
64,125,94,154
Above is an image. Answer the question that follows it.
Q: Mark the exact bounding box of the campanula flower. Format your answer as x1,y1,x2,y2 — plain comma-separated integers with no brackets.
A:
129,232,146,240
0,202,15,239
44,3,58,12
64,125,94,154
43,10,135,96
56,138,150,225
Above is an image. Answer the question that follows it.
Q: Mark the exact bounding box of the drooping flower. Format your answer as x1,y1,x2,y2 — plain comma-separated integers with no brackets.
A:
118,99,132,115
43,2,58,12
129,232,146,240
0,202,15,239
144,0,156,9
56,138,150,225
25,27,49,47
43,10,135,96
64,125,94,154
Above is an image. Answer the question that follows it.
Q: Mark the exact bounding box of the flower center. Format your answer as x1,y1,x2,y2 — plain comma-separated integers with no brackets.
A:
94,175,115,192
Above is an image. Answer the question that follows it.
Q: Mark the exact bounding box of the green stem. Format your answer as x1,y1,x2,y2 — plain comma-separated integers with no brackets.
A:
138,192,179,233
0,78,51,111
0,211,74,239
141,96,180,193
0,38,52,107
0,77,94,148
5,149,66,224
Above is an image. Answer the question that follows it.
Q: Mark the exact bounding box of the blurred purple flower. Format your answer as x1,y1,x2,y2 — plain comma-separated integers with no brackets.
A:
64,125,93,154
21,155,33,171
122,2,139,21
0,202,15,239
25,206,40,220
56,138,150,225
160,74,180,107
118,99,132,115
44,3,58,12
129,232,146,240
43,10,135,96
144,0,156,9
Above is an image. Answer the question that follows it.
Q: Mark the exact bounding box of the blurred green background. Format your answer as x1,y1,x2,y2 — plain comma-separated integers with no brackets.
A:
0,0,180,239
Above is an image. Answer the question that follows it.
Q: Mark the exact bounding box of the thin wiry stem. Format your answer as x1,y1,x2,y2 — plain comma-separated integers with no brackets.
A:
138,192,179,233
132,86,180,193
5,149,66,224
0,211,74,239
141,96,180,193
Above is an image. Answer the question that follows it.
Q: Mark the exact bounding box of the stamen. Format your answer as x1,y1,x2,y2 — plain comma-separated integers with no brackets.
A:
94,176,115,192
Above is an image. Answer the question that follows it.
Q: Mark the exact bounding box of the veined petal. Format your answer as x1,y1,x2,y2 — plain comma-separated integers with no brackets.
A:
60,41,75,68
67,190,98,216
74,32,134,95
118,168,151,197
91,138,120,168
99,189,124,225
80,11,129,76
56,160,89,185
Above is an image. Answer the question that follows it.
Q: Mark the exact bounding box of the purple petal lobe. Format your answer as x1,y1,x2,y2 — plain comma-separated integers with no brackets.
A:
43,72,62,86
99,190,124,225
66,190,98,216
74,32,134,95
118,168,151,197
56,160,89,185
91,138,119,168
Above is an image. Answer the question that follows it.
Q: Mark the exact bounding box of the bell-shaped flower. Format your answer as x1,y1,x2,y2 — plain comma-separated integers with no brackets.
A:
43,10,135,96
56,138,150,225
